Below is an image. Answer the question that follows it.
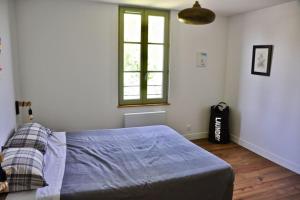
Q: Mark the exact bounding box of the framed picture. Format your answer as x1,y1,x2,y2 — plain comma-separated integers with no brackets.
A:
251,45,273,76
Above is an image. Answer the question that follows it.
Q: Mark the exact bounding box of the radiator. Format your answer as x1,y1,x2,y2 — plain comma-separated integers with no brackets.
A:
124,111,166,128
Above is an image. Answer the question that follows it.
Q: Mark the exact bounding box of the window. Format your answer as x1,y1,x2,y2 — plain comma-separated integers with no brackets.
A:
119,7,170,106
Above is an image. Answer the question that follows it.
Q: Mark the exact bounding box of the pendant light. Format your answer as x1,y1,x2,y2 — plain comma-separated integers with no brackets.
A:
178,1,216,25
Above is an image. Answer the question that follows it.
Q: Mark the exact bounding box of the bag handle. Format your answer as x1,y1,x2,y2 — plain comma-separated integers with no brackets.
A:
215,102,227,111
218,102,227,107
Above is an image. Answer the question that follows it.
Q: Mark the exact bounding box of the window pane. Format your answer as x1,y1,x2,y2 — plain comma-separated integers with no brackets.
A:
147,94,162,99
119,8,169,105
148,16,165,43
124,72,140,86
148,44,164,71
147,72,163,86
124,43,140,71
124,86,140,100
147,86,162,99
124,13,141,42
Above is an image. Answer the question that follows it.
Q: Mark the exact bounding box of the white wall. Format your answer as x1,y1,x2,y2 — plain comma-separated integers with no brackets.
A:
0,0,16,146
168,12,228,137
15,0,229,136
225,0,300,173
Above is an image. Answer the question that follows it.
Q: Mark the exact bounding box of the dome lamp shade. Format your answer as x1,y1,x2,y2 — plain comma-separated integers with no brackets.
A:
178,1,216,25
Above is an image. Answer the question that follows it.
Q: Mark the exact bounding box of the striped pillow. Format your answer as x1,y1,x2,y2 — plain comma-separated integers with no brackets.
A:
1,148,47,193
3,123,50,154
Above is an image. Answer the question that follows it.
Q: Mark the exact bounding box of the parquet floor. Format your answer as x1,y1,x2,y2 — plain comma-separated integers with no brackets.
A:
193,139,300,200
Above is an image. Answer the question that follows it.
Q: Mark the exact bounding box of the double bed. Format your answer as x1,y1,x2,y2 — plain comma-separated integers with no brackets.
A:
3,125,234,200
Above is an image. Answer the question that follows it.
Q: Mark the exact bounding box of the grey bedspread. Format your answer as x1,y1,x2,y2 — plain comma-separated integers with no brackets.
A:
61,125,234,200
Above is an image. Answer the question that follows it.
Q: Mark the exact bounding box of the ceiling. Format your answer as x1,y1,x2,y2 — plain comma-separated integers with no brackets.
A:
88,0,294,16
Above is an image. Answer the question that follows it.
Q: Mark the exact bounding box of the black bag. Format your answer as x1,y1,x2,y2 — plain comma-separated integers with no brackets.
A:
209,102,230,144
0,165,7,182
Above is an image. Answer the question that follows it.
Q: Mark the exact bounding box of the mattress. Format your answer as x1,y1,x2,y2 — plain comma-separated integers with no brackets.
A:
3,125,234,200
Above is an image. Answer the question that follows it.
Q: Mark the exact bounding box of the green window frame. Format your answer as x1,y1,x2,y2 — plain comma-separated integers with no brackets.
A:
118,6,170,106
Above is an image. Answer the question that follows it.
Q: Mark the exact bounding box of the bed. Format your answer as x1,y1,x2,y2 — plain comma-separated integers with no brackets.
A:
3,125,234,200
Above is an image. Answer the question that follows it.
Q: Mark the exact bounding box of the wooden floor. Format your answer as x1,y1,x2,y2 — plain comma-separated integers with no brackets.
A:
193,139,300,200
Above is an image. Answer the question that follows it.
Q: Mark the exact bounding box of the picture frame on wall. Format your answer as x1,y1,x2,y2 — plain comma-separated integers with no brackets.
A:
251,45,273,76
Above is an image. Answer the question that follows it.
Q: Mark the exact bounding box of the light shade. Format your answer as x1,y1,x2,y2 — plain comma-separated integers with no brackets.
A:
178,1,216,25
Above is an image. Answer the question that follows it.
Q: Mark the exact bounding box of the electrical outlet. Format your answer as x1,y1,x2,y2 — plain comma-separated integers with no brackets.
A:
186,124,191,132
